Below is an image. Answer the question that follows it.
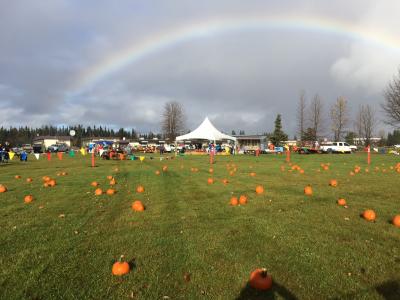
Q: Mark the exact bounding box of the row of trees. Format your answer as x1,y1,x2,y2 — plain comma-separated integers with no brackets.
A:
0,125,163,147
296,93,377,145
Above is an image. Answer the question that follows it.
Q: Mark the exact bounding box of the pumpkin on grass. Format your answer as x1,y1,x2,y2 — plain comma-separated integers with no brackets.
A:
0,185,7,193
91,181,99,187
255,185,264,195
304,185,313,196
329,179,338,187
239,195,248,205
26,178,33,183
132,200,145,211
209,168,214,173
24,195,33,203
249,268,272,290
112,255,130,276
222,178,229,185
136,185,145,193
207,178,214,184
155,170,160,175
337,198,347,206
392,215,400,227
48,179,56,187
249,172,256,177
230,197,238,206
363,209,376,221
107,175,113,180
106,188,116,195
15,175,21,179
95,188,103,195
162,165,168,172
109,179,116,185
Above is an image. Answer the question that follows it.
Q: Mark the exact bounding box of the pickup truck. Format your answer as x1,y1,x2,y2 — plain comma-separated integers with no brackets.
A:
320,142,352,154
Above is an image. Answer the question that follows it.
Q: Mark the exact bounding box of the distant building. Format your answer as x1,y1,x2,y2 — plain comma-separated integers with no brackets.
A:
234,135,267,151
33,136,71,149
353,137,382,146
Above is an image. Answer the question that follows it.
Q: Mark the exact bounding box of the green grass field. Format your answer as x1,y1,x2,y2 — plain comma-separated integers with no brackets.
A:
1,153,399,299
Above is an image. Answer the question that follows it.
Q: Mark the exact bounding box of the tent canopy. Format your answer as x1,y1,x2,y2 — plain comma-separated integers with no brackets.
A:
176,117,236,142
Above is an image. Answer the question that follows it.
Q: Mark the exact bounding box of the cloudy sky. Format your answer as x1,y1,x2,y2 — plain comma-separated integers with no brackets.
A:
1,0,399,137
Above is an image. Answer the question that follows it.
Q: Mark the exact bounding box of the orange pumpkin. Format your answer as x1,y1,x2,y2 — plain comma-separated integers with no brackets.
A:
26,178,33,183
299,169,305,174
255,185,264,194
136,185,145,193
304,185,313,196
222,178,229,185
207,178,214,184
155,170,160,175
250,172,256,177
15,175,21,179
94,188,103,195
61,172,68,176
109,179,116,185
43,176,51,182
24,195,33,203
43,182,49,188
209,168,214,173
132,200,145,211
0,185,7,193
249,268,273,290
162,165,168,172
91,181,99,187
392,215,400,227
106,188,116,195
329,179,338,187
239,195,248,205
230,197,238,206
112,257,130,276
107,175,113,180
48,179,56,187
363,209,376,221
337,198,347,206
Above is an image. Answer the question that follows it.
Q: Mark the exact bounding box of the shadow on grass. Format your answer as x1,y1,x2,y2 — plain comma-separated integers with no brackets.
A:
236,282,298,300
375,280,400,300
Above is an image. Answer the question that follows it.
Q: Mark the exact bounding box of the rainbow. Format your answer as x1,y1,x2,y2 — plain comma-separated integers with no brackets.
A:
74,15,400,93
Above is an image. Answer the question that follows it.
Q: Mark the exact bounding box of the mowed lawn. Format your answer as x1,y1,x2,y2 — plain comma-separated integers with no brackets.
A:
0,153,399,299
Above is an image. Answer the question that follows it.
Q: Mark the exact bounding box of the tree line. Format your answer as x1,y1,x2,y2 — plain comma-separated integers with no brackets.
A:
2,69,400,147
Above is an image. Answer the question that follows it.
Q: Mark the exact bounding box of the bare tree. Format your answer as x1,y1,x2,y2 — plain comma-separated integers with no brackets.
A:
308,94,323,141
354,105,364,139
297,90,307,144
161,101,185,141
330,96,349,142
382,69,400,127
359,104,377,146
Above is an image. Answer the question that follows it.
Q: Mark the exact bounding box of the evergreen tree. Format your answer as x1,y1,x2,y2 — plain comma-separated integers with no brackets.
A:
269,114,288,146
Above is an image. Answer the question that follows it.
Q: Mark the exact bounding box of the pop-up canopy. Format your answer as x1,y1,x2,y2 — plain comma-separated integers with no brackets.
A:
176,117,237,143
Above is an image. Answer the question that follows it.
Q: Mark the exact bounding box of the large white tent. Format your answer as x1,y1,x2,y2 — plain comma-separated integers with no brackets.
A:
176,117,237,143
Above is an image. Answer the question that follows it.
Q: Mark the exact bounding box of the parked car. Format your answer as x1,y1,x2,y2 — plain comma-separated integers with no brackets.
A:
33,143,44,153
57,143,69,152
47,144,59,152
320,142,352,154
22,144,33,153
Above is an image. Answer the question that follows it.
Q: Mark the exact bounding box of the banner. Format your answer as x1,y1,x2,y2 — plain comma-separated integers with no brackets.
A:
34,153,40,160
9,152,15,160
57,152,63,160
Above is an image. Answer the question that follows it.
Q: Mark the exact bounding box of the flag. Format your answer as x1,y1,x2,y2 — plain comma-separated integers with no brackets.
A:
34,153,40,160
69,150,75,157
139,156,145,162
47,152,51,161
9,152,15,160
57,152,63,160
80,148,86,156
99,149,104,156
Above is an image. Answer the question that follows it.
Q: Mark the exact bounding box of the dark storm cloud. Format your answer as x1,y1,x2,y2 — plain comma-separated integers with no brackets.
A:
0,0,399,136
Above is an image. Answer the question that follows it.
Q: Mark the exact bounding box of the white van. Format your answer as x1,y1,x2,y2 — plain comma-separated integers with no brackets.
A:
320,142,352,154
